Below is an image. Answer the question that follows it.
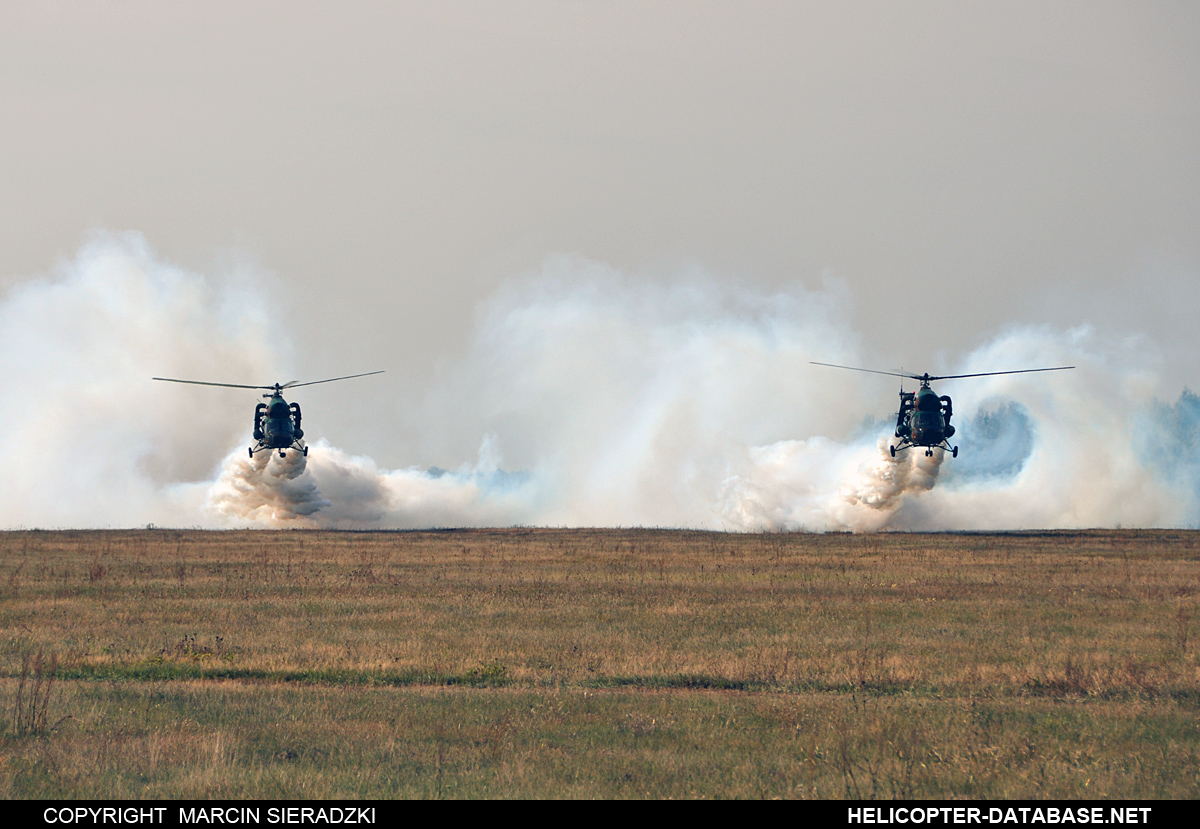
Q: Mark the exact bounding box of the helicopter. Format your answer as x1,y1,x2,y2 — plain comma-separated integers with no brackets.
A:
152,372,384,458
810,362,1074,458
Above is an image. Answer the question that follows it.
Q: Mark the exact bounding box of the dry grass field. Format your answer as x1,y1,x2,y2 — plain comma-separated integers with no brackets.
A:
0,528,1197,798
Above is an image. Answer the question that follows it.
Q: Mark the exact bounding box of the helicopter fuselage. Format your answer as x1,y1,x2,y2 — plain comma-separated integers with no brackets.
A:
252,392,306,456
893,384,956,457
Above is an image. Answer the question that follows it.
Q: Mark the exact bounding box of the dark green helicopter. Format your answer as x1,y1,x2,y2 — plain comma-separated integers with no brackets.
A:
810,363,1074,458
153,372,384,458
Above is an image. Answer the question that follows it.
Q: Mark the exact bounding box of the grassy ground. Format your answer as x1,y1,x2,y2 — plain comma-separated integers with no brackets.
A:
0,528,1197,798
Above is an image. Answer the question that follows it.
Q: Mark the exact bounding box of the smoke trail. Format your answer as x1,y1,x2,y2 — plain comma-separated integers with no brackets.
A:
3,234,1199,531
207,449,328,524
712,435,944,532
205,437,538,529
837,437,944,524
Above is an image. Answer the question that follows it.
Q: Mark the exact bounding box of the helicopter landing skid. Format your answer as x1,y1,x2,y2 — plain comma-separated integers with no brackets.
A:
890,440,958,459
248,441,308,459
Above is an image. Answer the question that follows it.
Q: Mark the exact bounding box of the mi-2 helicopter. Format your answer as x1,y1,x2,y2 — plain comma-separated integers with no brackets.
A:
153,372,384,458
810,362,1074,458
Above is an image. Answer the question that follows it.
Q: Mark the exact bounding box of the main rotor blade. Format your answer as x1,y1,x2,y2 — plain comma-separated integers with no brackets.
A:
810,362,1076,382
809,362,921,380
152,377,274,390
926,366,1075,381
283,371,385,389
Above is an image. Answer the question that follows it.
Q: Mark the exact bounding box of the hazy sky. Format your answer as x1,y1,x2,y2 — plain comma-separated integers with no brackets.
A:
3,1,1199,471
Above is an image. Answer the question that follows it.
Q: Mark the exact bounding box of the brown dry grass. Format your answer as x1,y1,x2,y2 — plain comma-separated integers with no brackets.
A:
0,528,1197,798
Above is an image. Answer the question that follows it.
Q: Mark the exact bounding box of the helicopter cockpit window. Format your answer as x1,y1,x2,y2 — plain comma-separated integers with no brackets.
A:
913,410,941,431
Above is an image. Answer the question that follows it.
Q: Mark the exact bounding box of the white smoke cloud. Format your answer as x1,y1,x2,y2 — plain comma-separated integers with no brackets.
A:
205,437,538,529
206,447,328,524
0,231,280,528
2,234,1197,531
715,435,944,532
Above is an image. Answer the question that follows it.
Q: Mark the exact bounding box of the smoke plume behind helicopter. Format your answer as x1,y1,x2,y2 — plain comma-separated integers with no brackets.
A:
3,232,1200,532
